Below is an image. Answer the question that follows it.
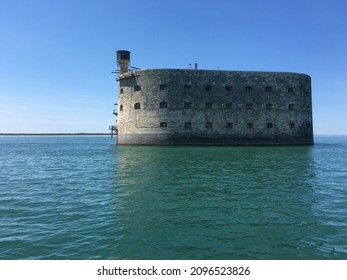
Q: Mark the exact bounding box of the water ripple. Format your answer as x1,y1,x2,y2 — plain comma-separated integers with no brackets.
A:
0,136,346,259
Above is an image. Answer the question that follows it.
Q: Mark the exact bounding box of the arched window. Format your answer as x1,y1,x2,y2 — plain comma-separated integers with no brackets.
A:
226,123,233,128
267,122,273,128
289,122,295,129
288,104,294,110
160,122,167,127
159,101,167,108
120,105,123,111
134,103,141,109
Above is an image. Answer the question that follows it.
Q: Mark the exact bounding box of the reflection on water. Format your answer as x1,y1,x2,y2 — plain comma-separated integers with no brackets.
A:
109,145,346,259
0,136,346,259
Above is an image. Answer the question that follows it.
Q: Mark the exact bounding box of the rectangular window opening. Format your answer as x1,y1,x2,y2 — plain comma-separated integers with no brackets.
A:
266,103,273,110
225,86,233,92
159,101,167,108
247,122,253,129
265,87,273,92
226,103,233,109
160,84,168,90
184,85,191,91
205,85,212,91
246,103,253,110
226,123,233,128
205,122,212,129
184,102,192,109
134,85,141,92
205,102,212,109
184,122,192,129
245,86,253,92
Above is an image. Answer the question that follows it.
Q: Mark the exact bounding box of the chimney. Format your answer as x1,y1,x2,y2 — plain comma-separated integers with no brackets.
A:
117,50,130,74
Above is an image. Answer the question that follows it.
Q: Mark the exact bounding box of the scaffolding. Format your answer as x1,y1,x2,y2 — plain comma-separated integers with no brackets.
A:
109,125,117,138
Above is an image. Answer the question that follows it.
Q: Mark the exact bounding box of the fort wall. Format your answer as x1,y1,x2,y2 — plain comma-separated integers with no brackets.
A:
116,69,313,145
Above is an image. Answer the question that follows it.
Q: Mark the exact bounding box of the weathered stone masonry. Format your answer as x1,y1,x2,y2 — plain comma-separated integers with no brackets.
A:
116,69,313,145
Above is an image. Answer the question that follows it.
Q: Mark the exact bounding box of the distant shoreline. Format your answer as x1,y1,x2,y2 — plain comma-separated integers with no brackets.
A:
1,134,346,137
0,133,111,136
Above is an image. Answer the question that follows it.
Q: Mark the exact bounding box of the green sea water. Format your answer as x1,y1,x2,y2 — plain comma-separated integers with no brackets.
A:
0,136,346,259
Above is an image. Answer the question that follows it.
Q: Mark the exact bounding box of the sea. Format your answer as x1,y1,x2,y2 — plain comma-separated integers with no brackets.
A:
0,136,346,260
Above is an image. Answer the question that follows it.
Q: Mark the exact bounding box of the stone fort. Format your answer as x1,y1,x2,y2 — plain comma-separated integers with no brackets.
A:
114,50,313,145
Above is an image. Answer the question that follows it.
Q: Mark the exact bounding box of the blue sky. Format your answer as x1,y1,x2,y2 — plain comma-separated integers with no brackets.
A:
0,0,346,134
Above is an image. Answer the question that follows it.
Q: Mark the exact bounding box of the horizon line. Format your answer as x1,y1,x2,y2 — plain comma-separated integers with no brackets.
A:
0,133,111,136
1,133,347,137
